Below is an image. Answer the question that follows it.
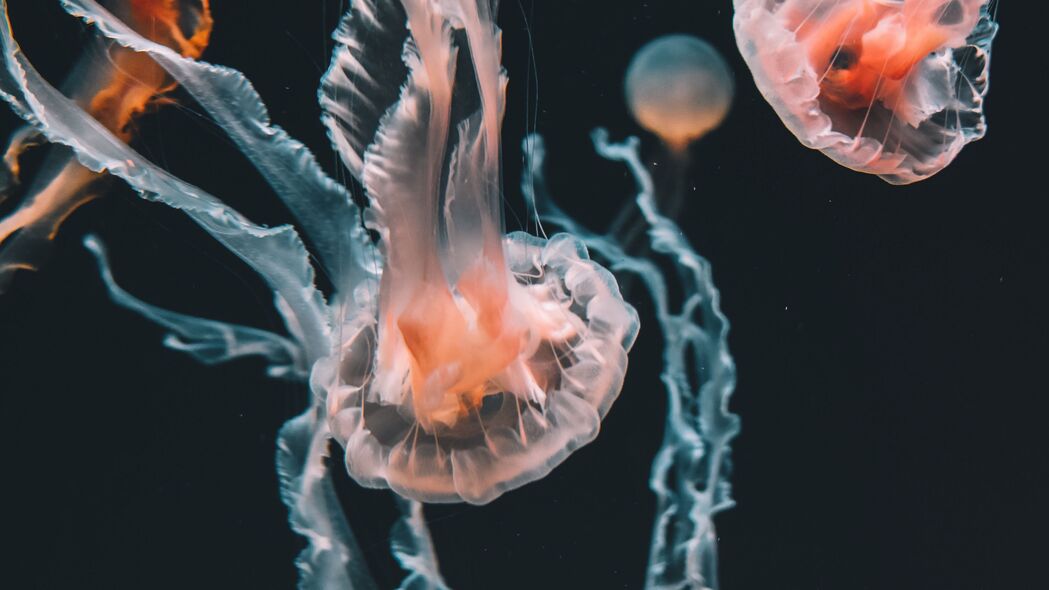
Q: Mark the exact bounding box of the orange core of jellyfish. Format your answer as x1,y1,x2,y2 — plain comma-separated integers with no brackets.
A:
389,245,528,432
788,0,966,110
90,0,213,139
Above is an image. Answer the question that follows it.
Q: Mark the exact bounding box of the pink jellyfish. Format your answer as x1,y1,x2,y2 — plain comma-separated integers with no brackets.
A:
314,0,639,505
0,0,212,289
733,0,998,184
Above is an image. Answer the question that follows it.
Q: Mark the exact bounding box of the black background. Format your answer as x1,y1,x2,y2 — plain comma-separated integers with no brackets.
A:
1,1,1043,589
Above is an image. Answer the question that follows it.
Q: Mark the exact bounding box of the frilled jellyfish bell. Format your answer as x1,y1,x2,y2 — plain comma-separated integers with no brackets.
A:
315,0,639,505
733,0,998,184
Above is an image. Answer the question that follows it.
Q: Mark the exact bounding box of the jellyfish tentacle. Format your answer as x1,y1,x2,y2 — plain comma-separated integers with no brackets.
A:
522,131,739,590
0,152,102,292
83,235,308,379
321,0,412,179
0,125,43,197
390,497,449,590
61,0,375,289
278,407,379,590
0,8,331,362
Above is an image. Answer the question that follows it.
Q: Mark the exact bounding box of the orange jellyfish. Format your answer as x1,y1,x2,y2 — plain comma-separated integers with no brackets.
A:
0,0,212,290
316,0,639,504
733,0,998,184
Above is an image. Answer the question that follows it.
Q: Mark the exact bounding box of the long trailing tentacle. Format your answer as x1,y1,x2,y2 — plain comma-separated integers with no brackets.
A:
391,497,449,590
0,149,103,291
84,234,308,379
61,0,378,289
0,1,331,362
278,407,379,590
522,130,740,590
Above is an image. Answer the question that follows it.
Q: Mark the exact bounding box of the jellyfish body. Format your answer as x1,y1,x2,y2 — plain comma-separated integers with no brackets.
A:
625,34,735,151
0,0,212,290
317,0,638,504
1,0,638,584
733,0,997,184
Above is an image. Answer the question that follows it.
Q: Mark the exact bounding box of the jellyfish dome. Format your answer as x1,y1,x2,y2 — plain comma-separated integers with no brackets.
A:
733,0,998,184
314,0,639,505
625,34,735,150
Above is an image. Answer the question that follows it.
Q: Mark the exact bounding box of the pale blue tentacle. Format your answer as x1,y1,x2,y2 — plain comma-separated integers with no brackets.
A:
0,3,331,363
278,407,379,590
60,0,378,288
83,235,307,379
391,498,449,590
523,130,740,590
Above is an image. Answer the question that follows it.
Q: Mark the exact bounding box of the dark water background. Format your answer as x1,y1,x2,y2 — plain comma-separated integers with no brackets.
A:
0,1,1042,588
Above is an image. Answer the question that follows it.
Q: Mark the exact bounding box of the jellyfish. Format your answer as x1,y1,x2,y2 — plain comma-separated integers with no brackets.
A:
733,0,998,184
625,34,735,153
315,0,639,506
0,0,212,291
2,0,641,583
614,34,734,271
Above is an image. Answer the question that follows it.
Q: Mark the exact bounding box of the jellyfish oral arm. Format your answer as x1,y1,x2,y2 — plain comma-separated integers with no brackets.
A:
360,1,531,432
82,235,308,378
278,407,380,590
0,158,100,289
0,0,213,291
0,3,331,363
62,0,375,288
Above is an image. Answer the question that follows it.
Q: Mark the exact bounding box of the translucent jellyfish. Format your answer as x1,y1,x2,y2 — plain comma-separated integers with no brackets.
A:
0,0,685,585
733,0,998,184
316,0,639,505
625,34,735,152
0,0,212,290
5,0,638,527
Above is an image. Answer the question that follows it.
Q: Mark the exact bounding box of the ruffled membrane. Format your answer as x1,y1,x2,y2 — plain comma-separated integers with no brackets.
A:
733,0,997,184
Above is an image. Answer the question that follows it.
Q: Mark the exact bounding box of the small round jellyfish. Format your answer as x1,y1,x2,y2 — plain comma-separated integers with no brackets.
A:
733,0,998,184
625,34,735,152
614,35,734,257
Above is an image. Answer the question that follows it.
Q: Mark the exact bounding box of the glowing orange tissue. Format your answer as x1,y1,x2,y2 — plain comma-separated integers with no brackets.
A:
733,0,998,183
0,0,212,289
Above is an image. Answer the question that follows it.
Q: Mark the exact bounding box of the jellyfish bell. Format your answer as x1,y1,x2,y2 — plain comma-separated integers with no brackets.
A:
733,0,998,184
624,34,735,152
316,0,639,505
